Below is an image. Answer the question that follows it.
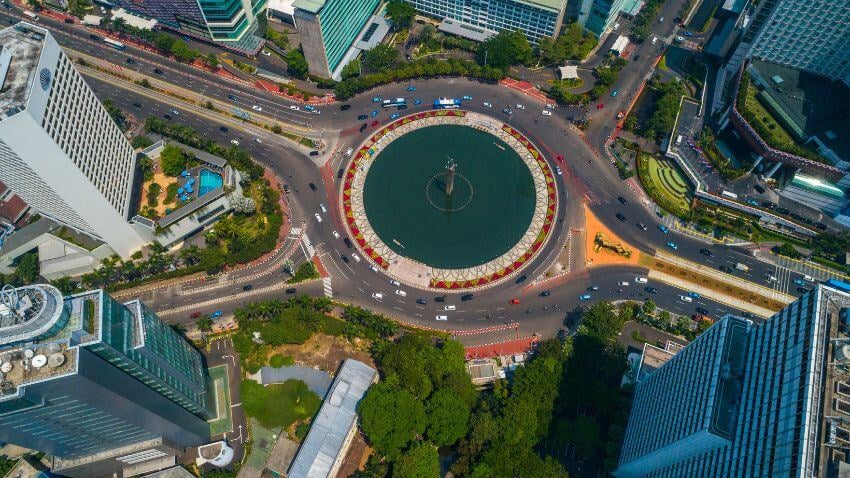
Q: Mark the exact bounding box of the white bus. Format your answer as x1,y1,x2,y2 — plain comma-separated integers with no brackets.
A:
381,97,406,108
23,10,39,21
103,37,127,51
721,190,738,200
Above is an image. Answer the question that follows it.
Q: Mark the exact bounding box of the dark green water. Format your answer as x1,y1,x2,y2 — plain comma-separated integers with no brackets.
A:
363,125,536,269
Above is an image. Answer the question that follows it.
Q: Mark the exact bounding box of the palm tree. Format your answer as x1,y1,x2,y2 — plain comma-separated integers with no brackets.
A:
312,297,333,314
295,307,321,331
196,315,214,333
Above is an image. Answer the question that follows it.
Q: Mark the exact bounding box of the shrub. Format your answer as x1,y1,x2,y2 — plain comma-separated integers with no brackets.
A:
146,183,162,207
269,354,294,368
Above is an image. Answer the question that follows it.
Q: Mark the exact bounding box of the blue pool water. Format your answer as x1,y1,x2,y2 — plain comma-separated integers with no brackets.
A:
198,169,223,196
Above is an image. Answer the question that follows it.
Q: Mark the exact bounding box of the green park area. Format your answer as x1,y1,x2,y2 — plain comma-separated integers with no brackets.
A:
741,82,797,148
241,379,321,429
637,153,693,217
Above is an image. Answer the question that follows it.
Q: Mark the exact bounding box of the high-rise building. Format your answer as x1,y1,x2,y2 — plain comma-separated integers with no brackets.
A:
294,0,381,79
577,0,629,37
116,0,267,54
0,23,146,257
0,283,212,478
615,283,850,477
406,0,568,43
747,0,850,86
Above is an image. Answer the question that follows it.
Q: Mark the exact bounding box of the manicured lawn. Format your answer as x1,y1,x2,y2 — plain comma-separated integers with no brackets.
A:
241,379,321,429
207,365,233,436
743,83,796,147
637,153,693,217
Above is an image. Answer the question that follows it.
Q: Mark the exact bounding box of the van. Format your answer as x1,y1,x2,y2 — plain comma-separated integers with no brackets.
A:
675,134,683,145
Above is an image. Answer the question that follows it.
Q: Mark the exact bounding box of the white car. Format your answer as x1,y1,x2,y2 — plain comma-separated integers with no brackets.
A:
444,305,456,311
436,315,448,321
556,166,562,175
483,102,493,108
171,109,180,115
314,213,322,222
345,147,353,156
252,105,262,111
651,36,658,45
618,281,630,286
803,275,814,282
541,110,552,116
351,253,361,262
635,277,648,283
389,279,400,287
767,275,778,282
332,230,340,238
319,203,327,213
230,139,240,146
395,289,407,297
369,265,379,273
546,104,556,110
261,50,271,56
371,292,383,300
680,295,693,303
515,104,525,110
289,105,300,110
254,138,262,143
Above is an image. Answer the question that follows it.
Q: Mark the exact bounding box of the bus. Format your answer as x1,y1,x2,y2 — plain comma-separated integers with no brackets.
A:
103,38,127,51
381,97,406,108
433,97,462,109
721,190,738,200
23,10,39,21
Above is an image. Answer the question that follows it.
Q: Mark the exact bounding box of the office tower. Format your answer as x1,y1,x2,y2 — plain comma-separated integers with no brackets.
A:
748,0,850,85
0,283,212,478
577,0,629,37
294,0,381,79
406,0,568,43
615,284,850,477
0,23,146,257
116,0,267,53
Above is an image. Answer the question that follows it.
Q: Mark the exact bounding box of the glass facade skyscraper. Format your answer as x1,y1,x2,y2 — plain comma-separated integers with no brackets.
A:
0,284,212,477
578,0,629,37
615,284,850,477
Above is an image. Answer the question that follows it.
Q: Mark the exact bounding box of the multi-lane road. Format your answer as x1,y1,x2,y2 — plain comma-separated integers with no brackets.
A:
3,5,817,341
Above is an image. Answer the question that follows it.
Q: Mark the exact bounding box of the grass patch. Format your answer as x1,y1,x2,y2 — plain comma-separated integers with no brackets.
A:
164,182,179,204
321,316,347,336
637,153,692,217
742,82,796,147
269,354,295,368
241,379,321,429
287,261,320,284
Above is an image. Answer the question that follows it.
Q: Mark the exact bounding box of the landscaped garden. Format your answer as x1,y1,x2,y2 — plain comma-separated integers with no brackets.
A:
240,379,321,429
637,153,693,217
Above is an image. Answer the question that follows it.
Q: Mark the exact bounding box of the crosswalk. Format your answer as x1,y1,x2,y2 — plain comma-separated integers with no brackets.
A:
301,233,315,257
769,264,793,297
322,277,333,298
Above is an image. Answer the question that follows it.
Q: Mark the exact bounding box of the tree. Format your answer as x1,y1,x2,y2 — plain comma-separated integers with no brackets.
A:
50,276,78,295
642,299,656,315
359,380,426,459
393,443,439,478
425,388,470,446
477,30,531,70
14,253,40,285
131,135,154,149
580,301,627,342
170,40,199,63
159,144,189,176
774,242,802,259
341,58,361,80
363,43,398,71
196,315,214,332
286,48,309,79
386,0,416,30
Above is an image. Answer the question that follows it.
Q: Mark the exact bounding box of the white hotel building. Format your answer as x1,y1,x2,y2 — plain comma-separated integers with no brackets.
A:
0,23,146,260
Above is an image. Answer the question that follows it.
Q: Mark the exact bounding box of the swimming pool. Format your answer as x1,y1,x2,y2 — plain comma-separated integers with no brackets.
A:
198,169,223,196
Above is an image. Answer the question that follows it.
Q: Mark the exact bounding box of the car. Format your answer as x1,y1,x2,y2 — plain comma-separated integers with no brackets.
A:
645,287,658,294
171,109,180,115
389,279,401,287
305,105,316,112
289,105,300,111
163,114,172,120
617,196,627,204
546,104,556,110
616,213,627,221
352,253,361,262
675,36,684,42
309,182,317,191
341,104,352,110
502,108,512,115
776,207,790,215
542,110,552,116
153,68,163,75
359,123,368,132
637,222,648,231
407,86,417,92
684,31,693,36
444,305,456,311
793,278,805,286
761,201,776,209
344,238,353,248
695,307,710,316
556,166,562,175
228,94,238,101
651,36,658,45
659,16,664,23
700,248,713,256
436,315,448,321
515,275,527,284
249,104,262,112
319,203,327,213
416,298,427,305
462,95,473,100
435,296,446,302
357,114,368,120
461,293,474,301
413,99,422,105
390,113,400,119
611,90,619,97
314,213,322,222
658,225,670,234
666,241,678,250
515,104,525,110
617,281,630,286
230,139,240,145
372,96,382,103
332,230,340,238
483,102,493,108
341,255,349,264
212,310,223,318
126,58,135,64
556,155,564,162
395,289,407,297
510,298,520,305
635,277,648,283
588,285,599,291
242,284,253,291
219,126,229,132
579,294,592,301
596,103,604,109
132,102,142,108
261,49,272,56
371,110,378,117
803,275,814,282
89,34,100,40
255,138,262,143
190,312,201,319
754,184,766,194
540,291,551,297
371,292,384,300
397,104,407,110
688,291,701,299
337,168,344,179
369,265,379,273
680,295,693,302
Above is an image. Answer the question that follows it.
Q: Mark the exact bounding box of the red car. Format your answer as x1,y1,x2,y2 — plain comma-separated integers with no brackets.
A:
190,311,201,319
556,155,564,162
596,103,604,109
371,120,379,126
509,298,520,305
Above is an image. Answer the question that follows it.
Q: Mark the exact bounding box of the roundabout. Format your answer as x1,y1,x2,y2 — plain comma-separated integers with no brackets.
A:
340,110,560,290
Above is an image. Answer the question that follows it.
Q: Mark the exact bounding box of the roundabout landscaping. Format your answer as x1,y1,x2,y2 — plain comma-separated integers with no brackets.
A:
340,110,560,290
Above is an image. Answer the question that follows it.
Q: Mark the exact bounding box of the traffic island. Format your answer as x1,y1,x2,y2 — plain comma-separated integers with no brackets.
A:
583,204,642,267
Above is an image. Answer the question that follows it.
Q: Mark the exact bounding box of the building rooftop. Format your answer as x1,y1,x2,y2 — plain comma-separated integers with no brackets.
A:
0,23,47,120
438,19,497,43
0,284,67,347
292,0,325,14
287,359,377,478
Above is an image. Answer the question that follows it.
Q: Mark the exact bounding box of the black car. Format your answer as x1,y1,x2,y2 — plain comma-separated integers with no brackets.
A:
790,212,803,221
435,296,446,302
132,102,142,108
754,184,766,194
242,284,253,291
359,123,368,132
63,18,74,24
695,307,710,316
719,265,730,272
416,298,427,305
228,94,238,101
282,184,290,193
219,126,229,132
461,293,474,301
309,182,318,191
163,113,172,120
616,213,627,222
357,115,368,120
645,287,658,294
337,168,344,179
515,275,527,284
617,196,627,204
700,248,713,256
153,68,163,75
397,104,408,110
540,291,551,297
341,255,350,264
285,288,297,294
815,222,828,230
309,150,319,157
340,104,352,111
762,201,776,209
89,34,100,40
126,58,135,64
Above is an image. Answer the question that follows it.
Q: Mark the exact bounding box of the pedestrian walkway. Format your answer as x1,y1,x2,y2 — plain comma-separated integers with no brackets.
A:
464,336,540,359
499,78,549,104
322,277,333,298
755,251,850,282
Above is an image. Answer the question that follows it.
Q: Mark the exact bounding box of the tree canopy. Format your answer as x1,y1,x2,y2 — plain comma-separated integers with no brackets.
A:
477,30,532,70
393,443,440,478
385,0,416,30
359,379,426,459
159,144,192,176
286,48,309,79
425,389,470,446
363,43,399,71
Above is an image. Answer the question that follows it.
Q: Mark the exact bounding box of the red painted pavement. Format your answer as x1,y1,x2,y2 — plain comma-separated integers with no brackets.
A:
464,336,540,359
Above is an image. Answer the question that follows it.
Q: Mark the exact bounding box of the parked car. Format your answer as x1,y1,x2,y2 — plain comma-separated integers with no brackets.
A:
579,294,592,301
688,291,700,299
212,310,223,318
390,113,400,119
462,95,473,100
435,296,446,302
340,104,352,110
461,293,474,301
370,110,378,117
617,196,627,204
483,102,493,108
372,96,382,103
436,315,448,321
414,99,422,105
416,298,427,305
190,312,201,319
371,292,383,300
407,85,417,91
611,90,619,97
793,278,806,286
541,110,552,116
389,279,401,287
314,213,322,222
357,114,368,120
395,289,407,297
